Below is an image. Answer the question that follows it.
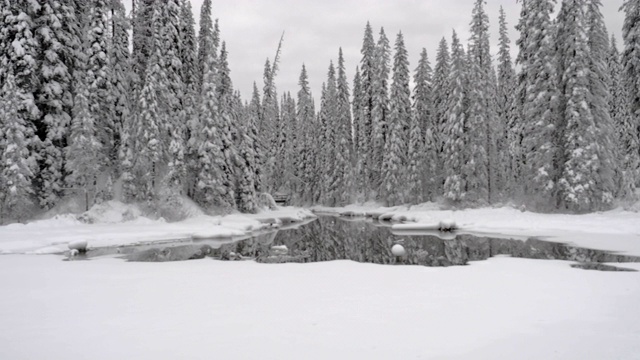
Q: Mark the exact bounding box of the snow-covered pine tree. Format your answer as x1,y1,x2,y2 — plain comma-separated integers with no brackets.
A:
296,65,316,203
131,2,165,201
196,0,213,93
320,62,339,205
194,50,235,211
352,66,369,197
497,5,519,199
179,0,199,197
432,38,451,190
585,0,616,208
162,0,186,192
334,48,354,205
131,0,154,89
235,90,258,213
410,48,437,201
442,31,467,204
466,0,494,204
35,0,80,208
1,0,40,209
517,0,558,209
0,72,36,221
555,0,599,212
610,35,640,199
370,27,391,196
621,0,640,192
65,67,102,209
110,0,131,180
381,32,411,206
86,0,114,168
247,82,264,194
358,22,376,194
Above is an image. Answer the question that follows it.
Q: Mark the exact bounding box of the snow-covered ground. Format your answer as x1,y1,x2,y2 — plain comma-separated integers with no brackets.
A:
0,255,638,360
314,203,640,256
0,201,316,255
2,201,640,359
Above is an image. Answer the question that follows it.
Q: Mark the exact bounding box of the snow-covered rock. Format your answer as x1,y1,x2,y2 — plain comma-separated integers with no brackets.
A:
68,240,88,252
391,244,406,257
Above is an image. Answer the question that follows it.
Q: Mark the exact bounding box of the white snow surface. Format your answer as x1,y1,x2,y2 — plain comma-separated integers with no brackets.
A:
314,202,640,256
0,255,639,359
0,201,316,254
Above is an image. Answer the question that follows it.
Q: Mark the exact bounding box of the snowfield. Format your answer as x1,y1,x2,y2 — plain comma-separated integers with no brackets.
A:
0,255,639,360
1,201,640,359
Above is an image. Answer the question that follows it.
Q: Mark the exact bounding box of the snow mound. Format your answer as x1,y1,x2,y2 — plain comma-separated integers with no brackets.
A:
77,201,144,224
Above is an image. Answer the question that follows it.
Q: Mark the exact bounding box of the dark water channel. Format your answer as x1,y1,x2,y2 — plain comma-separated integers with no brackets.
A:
70,216,640,271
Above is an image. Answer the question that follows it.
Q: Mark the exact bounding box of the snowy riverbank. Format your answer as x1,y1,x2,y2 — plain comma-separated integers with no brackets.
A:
0,200,316,255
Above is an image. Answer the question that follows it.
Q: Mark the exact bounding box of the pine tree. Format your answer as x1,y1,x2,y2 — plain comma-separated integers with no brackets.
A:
247,83,264,194
334,48,354,205
65,69,102,207
621,0,640,193
162,0,186,192
131,2,164,201
497,5,519,198
517,0,558,208
371,27,391,195
0,73,36,221
195,49,235,210
359,22,376,196
432,38,451,191
442,31,467,203
381,32,411,206
585,0,616,208
110,0,131,179
86,0,114,168
555,0,599,212
320,62,339,205
466,0,494,204
196,0,213,93
236,91,258,213
411,48,437,201
35,0,80,208
610,36,640,199
296,65,316,203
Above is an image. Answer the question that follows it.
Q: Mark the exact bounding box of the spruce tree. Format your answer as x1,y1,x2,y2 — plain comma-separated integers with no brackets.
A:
610,36,640,199
517,0,558,209
334,48,354,205
86,0,114,167
0,73,36,220
381,32,411,206
411,48,437,201
555,0,599,211
296,65,316,203
35,0,80,208
110,0,131,179
497,5,519,198
371,27,391,194
359,22,376,196
432,38,451,191
196,0,213,93
621,0,640,192
65,69,102,207
442,31,467,203
585,0,616,208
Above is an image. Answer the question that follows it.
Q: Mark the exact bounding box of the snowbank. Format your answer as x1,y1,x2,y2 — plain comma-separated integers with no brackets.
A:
0,255,638,360
0,201,316,255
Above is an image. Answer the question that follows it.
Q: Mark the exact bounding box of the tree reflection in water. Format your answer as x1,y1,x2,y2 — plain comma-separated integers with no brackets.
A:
215,216,640,268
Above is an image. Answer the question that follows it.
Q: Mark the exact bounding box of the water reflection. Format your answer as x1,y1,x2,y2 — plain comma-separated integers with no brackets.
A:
215,216,640,268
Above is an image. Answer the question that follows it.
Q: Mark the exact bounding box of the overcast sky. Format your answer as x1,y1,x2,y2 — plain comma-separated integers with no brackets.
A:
127,0,627,103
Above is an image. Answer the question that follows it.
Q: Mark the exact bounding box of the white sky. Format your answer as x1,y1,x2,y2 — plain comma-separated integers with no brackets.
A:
126,0,626,103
